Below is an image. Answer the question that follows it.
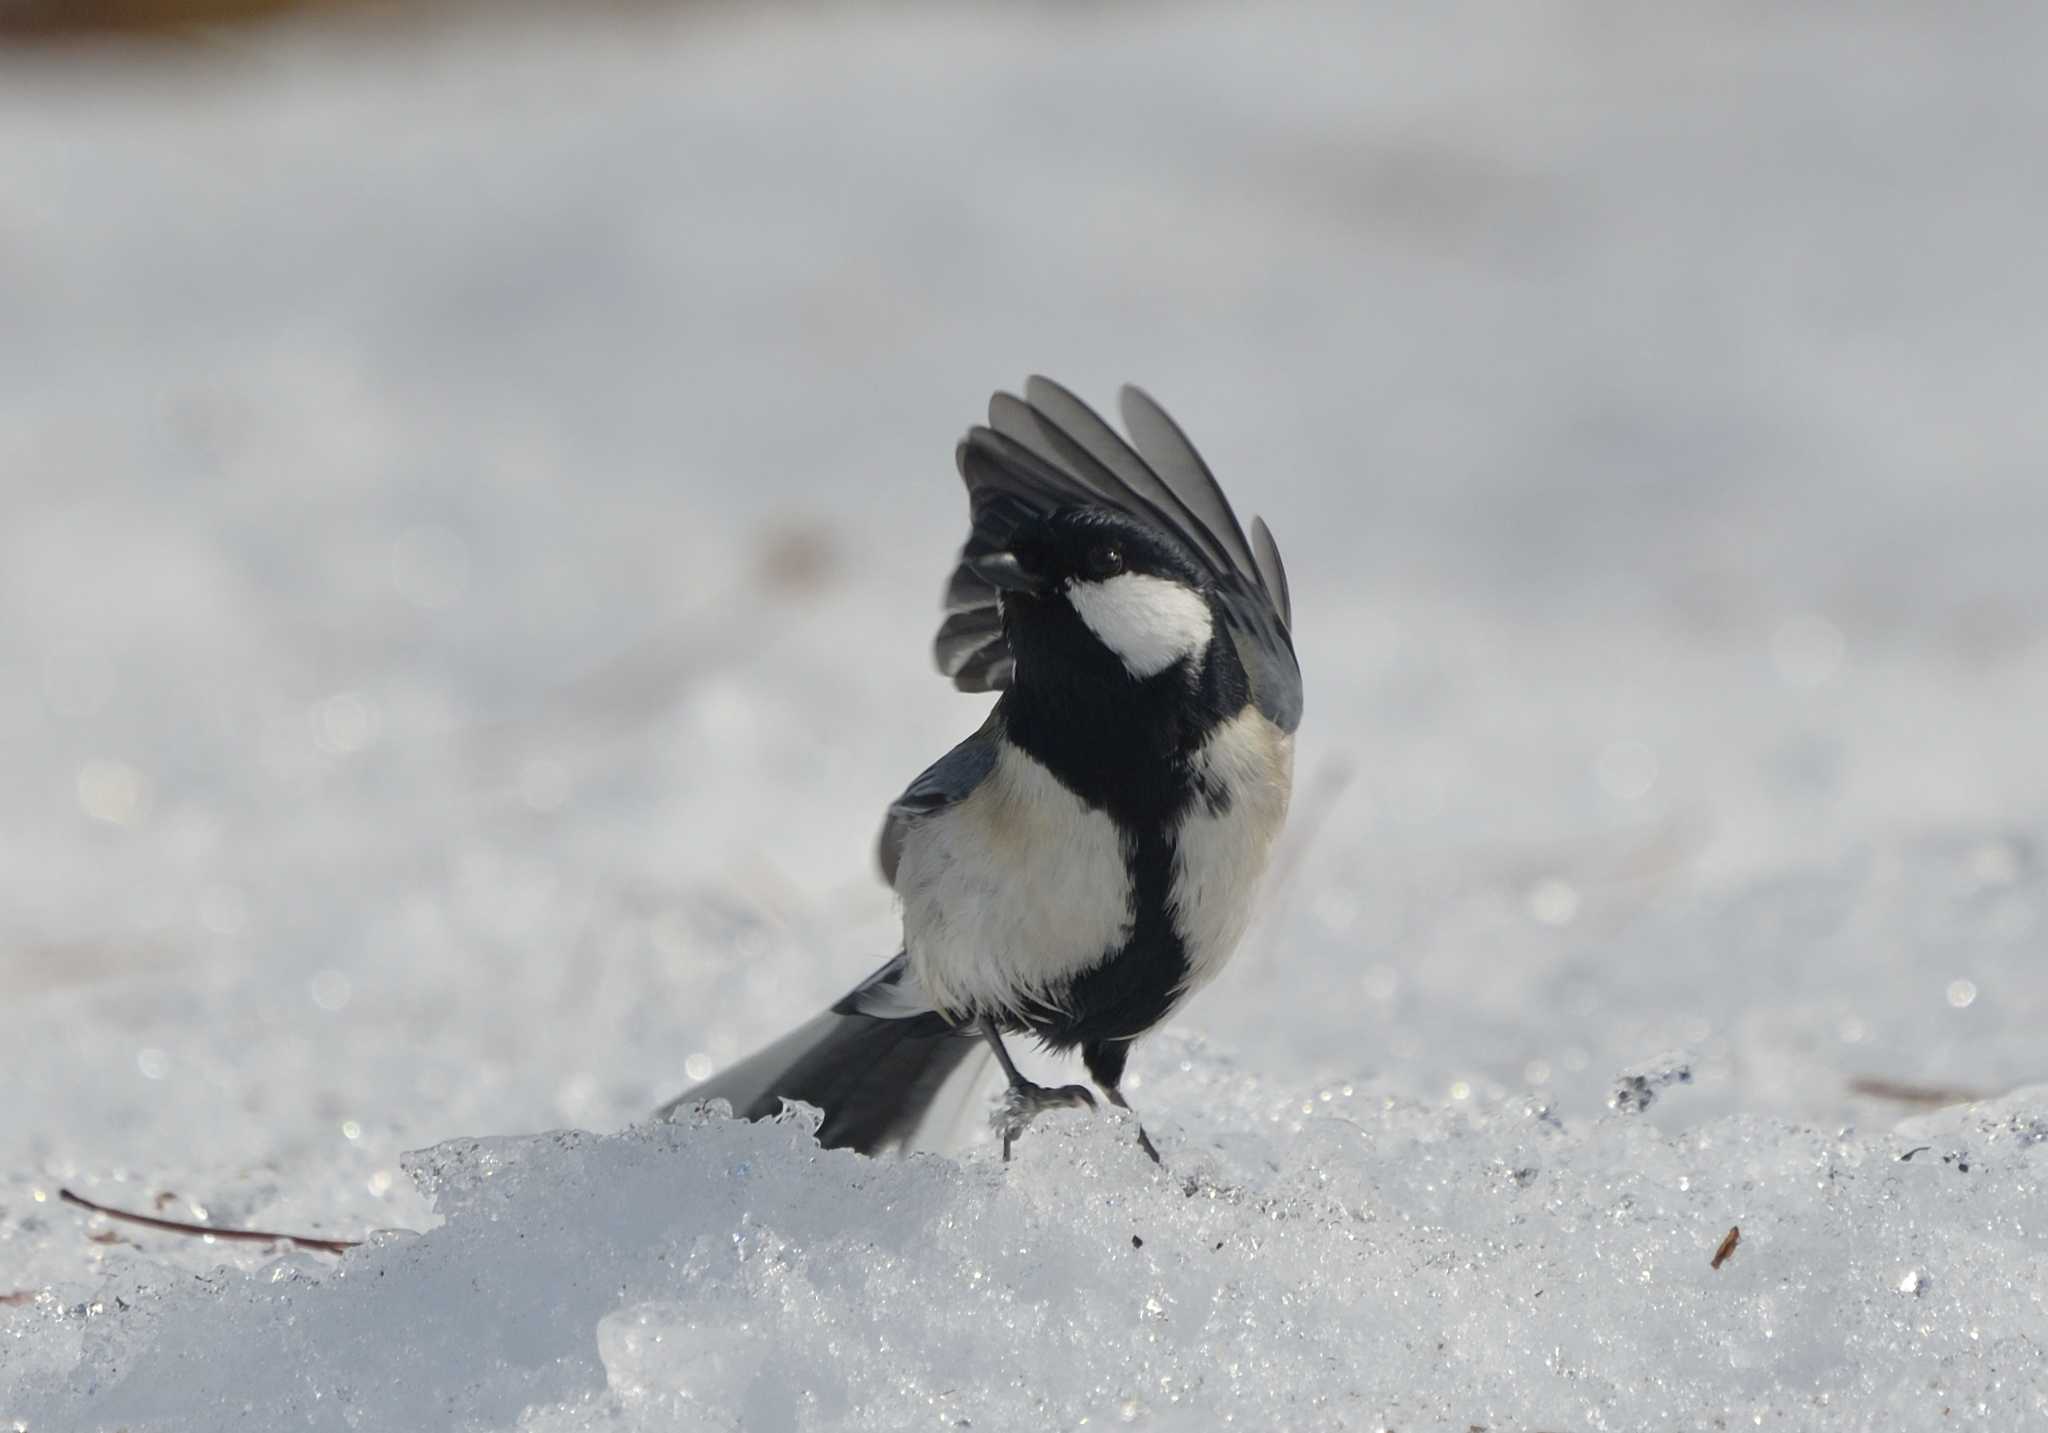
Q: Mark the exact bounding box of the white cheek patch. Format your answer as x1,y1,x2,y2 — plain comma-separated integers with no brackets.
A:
1064,573,1214,678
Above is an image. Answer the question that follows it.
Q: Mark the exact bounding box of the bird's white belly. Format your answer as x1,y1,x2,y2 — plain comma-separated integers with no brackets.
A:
1169,709,1294,995
896,743,1134,1019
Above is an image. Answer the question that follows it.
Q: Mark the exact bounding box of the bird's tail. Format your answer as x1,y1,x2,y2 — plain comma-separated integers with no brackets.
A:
654,954,981,1154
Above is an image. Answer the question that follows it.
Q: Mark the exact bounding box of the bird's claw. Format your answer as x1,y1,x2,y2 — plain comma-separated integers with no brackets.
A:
995,1081,1097,1160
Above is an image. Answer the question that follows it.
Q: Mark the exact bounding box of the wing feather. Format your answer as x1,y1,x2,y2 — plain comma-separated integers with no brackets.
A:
1017,378,1224,570
934,607,1003,679
933,380,1302,732
1117,385,1264,591
1250,515,1293,629
877,721,1001,886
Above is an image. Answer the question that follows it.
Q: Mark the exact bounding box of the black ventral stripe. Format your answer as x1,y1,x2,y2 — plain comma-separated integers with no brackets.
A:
1019,825,1189,1052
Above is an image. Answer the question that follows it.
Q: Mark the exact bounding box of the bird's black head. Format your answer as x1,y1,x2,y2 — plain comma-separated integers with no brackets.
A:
968,508,1220,684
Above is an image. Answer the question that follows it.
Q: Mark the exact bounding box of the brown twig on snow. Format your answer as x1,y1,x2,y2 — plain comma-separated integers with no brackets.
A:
58,1188,360,1255
1847,1077,1988,1110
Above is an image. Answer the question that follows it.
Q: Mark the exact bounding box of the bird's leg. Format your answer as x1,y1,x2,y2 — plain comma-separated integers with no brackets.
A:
1083,1039,1163,1165
981,1018,1094,1161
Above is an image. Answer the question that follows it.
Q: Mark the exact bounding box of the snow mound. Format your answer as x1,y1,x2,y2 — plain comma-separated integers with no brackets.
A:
16,1072,2047,1431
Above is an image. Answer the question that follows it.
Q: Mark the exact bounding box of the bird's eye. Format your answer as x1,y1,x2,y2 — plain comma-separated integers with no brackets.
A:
1086,542,1125,578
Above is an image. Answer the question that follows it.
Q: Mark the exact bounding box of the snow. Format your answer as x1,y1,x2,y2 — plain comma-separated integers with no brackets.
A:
3,2,2047,1429
15,1095,2048,1430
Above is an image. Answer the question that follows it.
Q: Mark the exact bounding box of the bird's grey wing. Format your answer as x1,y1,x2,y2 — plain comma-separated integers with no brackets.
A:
1110,384,1300,732
933,415,1100,695
876,719,1001,887
1117,386,1289,626
1250,515,1292,630
941,379,1302,732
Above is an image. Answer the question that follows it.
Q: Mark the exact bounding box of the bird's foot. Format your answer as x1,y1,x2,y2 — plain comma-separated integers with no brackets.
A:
1132,1124,1162,1166
994,1080,1096,1160
1099,1087,1163,1166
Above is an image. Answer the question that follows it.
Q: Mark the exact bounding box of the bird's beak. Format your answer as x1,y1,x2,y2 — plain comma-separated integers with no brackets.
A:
967,550,1049,595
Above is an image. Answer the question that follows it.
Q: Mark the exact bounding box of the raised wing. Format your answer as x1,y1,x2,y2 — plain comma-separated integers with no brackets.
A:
876,719,1001,886
936,378,1301,732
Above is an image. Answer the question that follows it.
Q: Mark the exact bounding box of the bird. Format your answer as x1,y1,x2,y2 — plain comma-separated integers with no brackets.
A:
657,377,1301,1161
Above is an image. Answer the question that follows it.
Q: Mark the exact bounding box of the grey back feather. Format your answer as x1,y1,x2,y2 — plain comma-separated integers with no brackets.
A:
877,719,1001,886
